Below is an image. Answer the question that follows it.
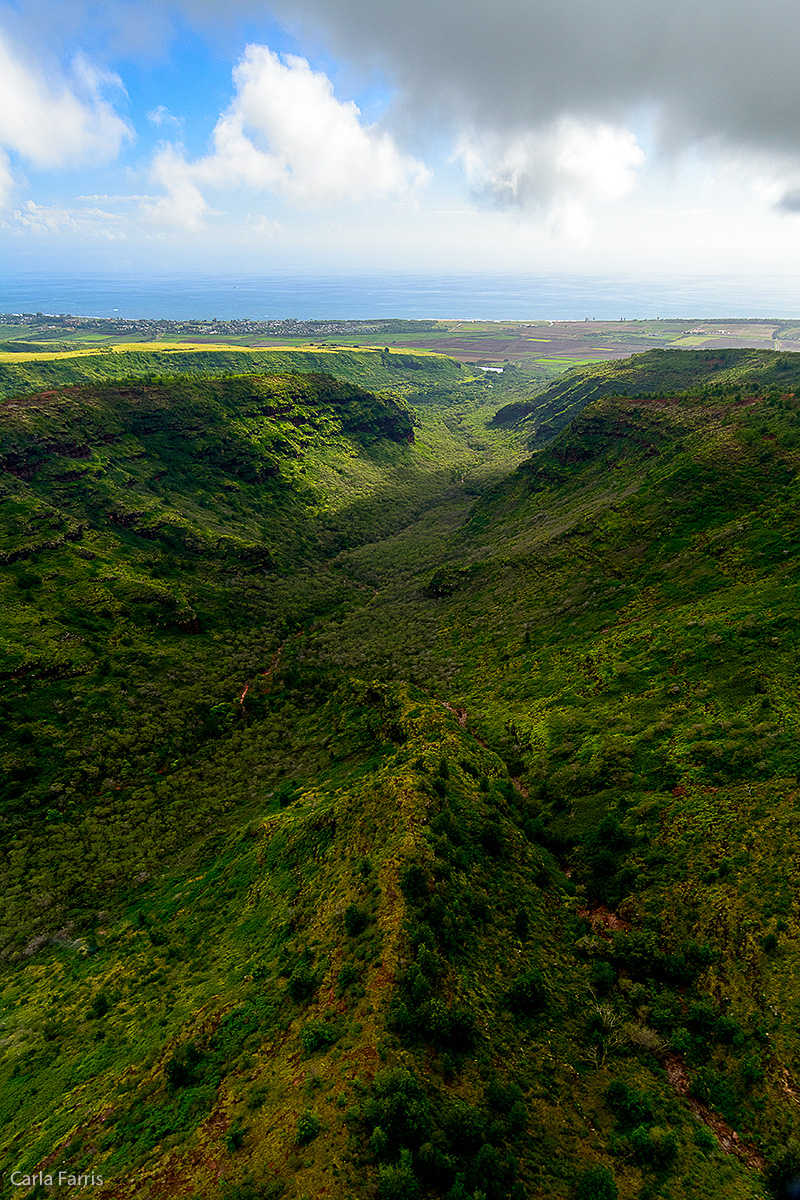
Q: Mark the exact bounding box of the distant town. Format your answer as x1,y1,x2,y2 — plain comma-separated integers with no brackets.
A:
0,312,439,338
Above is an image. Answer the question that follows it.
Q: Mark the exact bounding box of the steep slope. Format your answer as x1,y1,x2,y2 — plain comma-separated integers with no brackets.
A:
259,369,800,1200
492,347,800,447
3,354,800,1200
0,364,530,945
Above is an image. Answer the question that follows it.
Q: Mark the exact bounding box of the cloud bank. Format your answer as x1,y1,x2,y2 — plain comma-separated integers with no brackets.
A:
264,0,800,157
6,0,800,268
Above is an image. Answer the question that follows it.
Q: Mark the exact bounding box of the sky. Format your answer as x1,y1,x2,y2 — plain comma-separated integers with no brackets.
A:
3,0,800,288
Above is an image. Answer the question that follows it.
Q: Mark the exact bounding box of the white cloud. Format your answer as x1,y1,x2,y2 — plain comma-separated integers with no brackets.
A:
0,148,14,208
147,105,183,129
143,143,214,231
245,213,284,239
76,193,151,202
11,198,129,238
0,32,132,203
453,118,645,236
145,44,429,228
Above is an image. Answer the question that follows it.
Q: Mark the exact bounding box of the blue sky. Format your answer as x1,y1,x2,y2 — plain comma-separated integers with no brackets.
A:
4,0,800,285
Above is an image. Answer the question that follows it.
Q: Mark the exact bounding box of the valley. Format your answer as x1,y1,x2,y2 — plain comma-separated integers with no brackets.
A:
2,343,800,1199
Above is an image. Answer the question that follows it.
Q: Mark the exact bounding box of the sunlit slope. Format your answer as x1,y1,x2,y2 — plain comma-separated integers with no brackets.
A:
0,345,463,400
1,682,591,1200
272,375,800,1198
491,347,800,447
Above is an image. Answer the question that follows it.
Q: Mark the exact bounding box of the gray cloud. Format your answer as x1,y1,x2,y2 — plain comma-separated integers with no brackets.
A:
777,189,800,213
15,0,800,156
256,0,800,161
17,0,800,157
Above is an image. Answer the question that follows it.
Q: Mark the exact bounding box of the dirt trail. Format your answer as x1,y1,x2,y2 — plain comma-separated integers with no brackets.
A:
238,629,305,706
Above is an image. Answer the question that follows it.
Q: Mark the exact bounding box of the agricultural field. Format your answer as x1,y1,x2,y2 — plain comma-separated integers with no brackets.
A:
2,312,798,377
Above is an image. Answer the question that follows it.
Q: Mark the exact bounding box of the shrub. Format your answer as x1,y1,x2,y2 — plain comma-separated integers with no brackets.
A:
364,1069,432,1149
507,969,547,1015
369,1125,389,1158
300,1018,341,1054
442,1100,486,1152
337,963,359,993
344,904,369,936
377,1149,420,1200
295,1110,322,1145
426,1001,476,1050
472,1143,505,1189
590,960,616,995
276,781,300,808
740,1055,764,1090
694,1123,716,1154
605,1079,654,1127
575,1164,618,1200
287,963,317,1004
88,992,111,1019
690,1068,740,1125
629,1124,678,1169
480,822,503,857
165,1040,203,1090
687,1000,716,1038
247,1084,269,1111
226,1120,245,1151
400,863,428,902
507,1099,527,1135
623,1022,665,1057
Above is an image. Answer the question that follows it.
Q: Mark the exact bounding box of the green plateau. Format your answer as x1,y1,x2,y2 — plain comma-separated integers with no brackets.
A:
3,343,800,1200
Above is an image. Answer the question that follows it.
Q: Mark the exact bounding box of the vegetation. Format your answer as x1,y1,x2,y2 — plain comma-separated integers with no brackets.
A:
0,345,462,402
492,346,800,444
2,346,800,1198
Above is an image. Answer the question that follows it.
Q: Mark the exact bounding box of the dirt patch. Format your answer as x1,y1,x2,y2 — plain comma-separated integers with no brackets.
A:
577,905,629,935
665,1053,765,1170
778,1065,800,1106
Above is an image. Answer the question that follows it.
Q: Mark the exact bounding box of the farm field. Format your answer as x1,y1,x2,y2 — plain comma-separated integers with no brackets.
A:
3,314,799,378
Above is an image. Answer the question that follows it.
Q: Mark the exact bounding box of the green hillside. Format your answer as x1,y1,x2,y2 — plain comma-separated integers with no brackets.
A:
492,347,800,447
2,350,800,1200
0,346,463,401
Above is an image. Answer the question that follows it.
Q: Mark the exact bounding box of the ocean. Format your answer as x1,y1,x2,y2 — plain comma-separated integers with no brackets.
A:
1,271,798,322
